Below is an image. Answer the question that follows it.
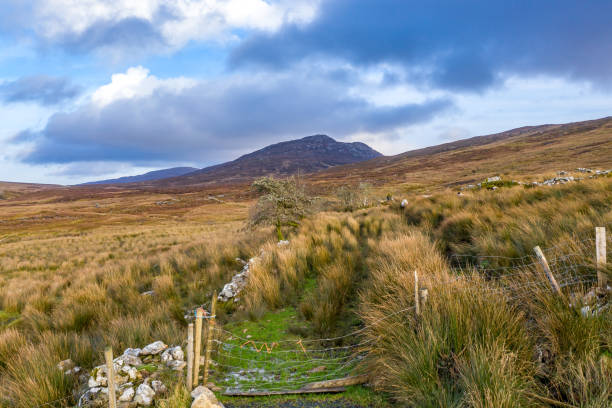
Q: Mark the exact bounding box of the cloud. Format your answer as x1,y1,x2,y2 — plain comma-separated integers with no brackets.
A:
3,0,319,54
0,75,81,106
15,67,452,165
231,0,612,91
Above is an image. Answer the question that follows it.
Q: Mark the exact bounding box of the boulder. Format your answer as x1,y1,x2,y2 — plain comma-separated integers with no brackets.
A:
140,341,167,356
134,383,155,406
119,386,135,402
191,386,224,408
170,346,184,361
151,380,167,395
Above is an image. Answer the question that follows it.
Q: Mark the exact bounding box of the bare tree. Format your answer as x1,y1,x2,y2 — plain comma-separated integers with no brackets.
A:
249,176,312,240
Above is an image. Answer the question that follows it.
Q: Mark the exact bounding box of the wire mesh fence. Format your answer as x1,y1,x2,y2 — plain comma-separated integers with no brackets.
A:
201,232,607,394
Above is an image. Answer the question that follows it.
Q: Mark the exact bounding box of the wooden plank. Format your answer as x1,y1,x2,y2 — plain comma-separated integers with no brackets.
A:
596,227,608,291
533,246,563,297
301,374,369,390
223,387,347,397
104,347,117,408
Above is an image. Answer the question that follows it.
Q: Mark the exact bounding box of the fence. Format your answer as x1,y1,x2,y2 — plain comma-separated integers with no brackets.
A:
94,227,609,405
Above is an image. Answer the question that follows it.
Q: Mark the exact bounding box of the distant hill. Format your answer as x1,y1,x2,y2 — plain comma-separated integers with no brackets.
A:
308,116,612,189
82,167,199,185
154,135,382,187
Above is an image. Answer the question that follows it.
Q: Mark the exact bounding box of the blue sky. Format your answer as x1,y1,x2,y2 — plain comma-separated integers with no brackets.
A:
1,0,611,185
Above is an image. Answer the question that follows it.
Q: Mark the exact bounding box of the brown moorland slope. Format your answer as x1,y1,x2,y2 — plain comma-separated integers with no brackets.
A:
308,116,612,190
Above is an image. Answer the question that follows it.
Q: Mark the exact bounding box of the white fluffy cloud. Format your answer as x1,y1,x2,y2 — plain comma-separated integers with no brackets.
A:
24,0,319,50
91,66,195,106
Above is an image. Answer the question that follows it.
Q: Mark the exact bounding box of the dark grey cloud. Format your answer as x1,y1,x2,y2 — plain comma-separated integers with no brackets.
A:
15,74,452,165
231,0,612,91
0,75,81,105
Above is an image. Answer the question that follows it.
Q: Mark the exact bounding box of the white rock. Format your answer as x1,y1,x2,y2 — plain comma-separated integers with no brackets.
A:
134,383,155,406
487,176,501,182
170,346,184,361
140,341,167,355
191,386,224,408
151,380,167,395
400,199,408,208
167,360,187,370
161,348,173,363
88,377,101,388
277,240,290,247
123,348,142,357
57,359,75,372
119,386,135,402
118,353,142,366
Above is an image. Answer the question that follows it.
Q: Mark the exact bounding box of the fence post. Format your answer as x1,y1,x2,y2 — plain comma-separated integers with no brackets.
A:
186,323,194,392
203,292,217,385
533,246,563,297
596,227,608,292
104,347,117,408
193,308,204,388
414,270,420,317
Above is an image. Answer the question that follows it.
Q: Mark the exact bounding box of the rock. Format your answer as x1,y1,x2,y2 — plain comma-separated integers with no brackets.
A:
167,360,187,370
277,240,290,247
400,199,408,208
308,366,326,373
119,387,135,402
218,258,255,302
122,366,138,380
191,386,224,408
487,176,501,182
151,380,167,395
161,348,173,363
134,383,155,406
141,290,155,296
119,353,142,367
57,359,75,372
170,346,184,361
88,376,102,388
206,382,222,392
140,341,167,356
123,348,142,357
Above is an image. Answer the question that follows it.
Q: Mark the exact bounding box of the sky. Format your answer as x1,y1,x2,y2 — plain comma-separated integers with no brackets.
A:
1,1,612,185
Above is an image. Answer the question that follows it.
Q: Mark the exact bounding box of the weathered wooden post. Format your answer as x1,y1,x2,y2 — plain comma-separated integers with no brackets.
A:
203,292,217,385
186,323,194,392
596,227,608,292
534,246,563,297
414,270,420,317
193,308,204,387
104,347,117,408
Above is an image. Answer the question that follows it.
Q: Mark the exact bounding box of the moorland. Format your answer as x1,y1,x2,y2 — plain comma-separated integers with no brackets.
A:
0,117,611,407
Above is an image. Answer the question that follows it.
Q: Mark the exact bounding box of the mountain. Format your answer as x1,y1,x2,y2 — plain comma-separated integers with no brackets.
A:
154,135,382,187
82,167,199,185
309,116,612,189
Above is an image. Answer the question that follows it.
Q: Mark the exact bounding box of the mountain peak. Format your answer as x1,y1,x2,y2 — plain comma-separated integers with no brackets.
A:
155,135,382,186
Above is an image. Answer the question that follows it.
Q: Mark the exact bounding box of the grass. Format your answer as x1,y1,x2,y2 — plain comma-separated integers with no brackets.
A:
0,174,611,406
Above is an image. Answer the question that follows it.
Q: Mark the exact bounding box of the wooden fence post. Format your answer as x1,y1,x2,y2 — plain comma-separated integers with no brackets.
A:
414,270,420,317
104,347,117,408
186,323,194,392
534,246,563,298
596,227,608,292
193,308,204,388
203,292,217,385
